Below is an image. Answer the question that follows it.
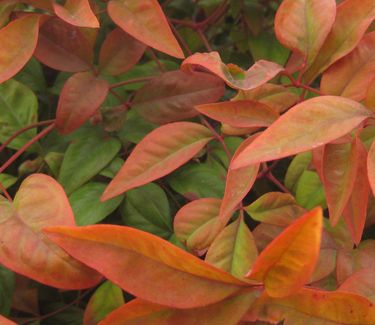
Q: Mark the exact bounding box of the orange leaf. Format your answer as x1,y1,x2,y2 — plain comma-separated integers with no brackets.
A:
305,0,375,82
275,0,336,67
56,71,109,135
368,140,375,197
98,27,146,76
0,174,101,289
107,0,184,58
0,315,16,325
321,32,375,101
99,291,258,325
0,15,40,84
181,52,284,91
53,0,99,28
44,225,250,308
34,17,94,72
195,100,278,128
247,207,323,298
365,78,375,112
231,96,370,169
101,122,213,200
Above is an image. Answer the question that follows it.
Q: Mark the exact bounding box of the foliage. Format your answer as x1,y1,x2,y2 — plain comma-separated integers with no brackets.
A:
0,0,375,324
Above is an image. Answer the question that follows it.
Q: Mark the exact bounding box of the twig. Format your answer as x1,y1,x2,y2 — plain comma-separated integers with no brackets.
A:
267,172,291,194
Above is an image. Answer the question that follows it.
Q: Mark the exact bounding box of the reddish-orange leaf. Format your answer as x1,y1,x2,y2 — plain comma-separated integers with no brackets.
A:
132,71,225,124
98,28,146,76
231,96,370,169
275,0,336,67
343,138,370,245
219,135,260,226
322,140,358,226
0,315,16,325
45,225,250,308
181,52,284,91
100,291,258,325
174,198,222,255
56,71,109,135
101,122,213,200
34,17,94,72
304,0,375,83
245,287,375,324
53,0,99,28
0,15,40,84
247,207,323,298
368,140,375,197
339,268,375,301
365,78,375,112
195,100,278,128
107,0,184,58
321,32,375,101
0,174,101,289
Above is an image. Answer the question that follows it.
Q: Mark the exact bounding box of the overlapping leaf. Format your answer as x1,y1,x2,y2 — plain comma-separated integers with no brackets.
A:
101,122,213,200
45,225,250,308
181,52,284,91
368,140,375,197
0,174,101,289
107,0,184,58
231,96,370,169
53,0,99,28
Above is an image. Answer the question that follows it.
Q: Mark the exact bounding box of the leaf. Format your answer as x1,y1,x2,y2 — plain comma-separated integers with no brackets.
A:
53,0,99,28
0,79,38,150
0,15,40,84
247,207,323,298
44,224,250,308
83,281,124,325
100,291,258,325
121,183,172,239
24,0,53,11
107,0,184,58
0,174,101,289
56,71,109,134
321,32,375,101
284,152,312,192
367,140,375,197
58,135,121,194
195,100,278,128
132,70,225,124
245,192,306,227
322,140,358,226
295,169,326,209
174,198,221,254
181,52,284,91
365,78,375,112
0,315,16,325
0,264,14,315
0,0,18,28
102,122,213,200
275,0,335,67
205,216,258,278
234,84,299,113
99,27,146,76
34,17,94,72
246,287,375,325
342,138,370,245
69,183,123,226
14,57,46,93
304,0,375,82
231,96,370,169
339,268,375,302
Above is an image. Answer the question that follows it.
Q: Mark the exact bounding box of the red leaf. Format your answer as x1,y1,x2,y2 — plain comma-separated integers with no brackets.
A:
44,225,250,308
100,292,257,325
368,140,375,197
0,315,16,325
231,96,370,169
275,0,336,67
98,28,146,76
34,17,94,72
101,122,213,200
0,15,40,84
0,174,101,289
56,71,109,135
132,71,225,124
181,52,284,90
53,0,99,28
107,0,184,58
247,207,323,298
195,100,278,128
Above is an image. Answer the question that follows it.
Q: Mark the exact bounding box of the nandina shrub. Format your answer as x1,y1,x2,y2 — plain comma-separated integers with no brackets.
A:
1,0,375,324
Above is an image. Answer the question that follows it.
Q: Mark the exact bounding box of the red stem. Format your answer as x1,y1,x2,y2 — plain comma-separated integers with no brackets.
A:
267,172,291,194
0,182,12,202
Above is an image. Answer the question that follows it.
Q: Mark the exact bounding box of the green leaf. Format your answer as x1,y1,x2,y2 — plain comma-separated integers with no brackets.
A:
0,174,17,192
284,152,312,193
43,304,83,325
295,170,326,209
15,57,46,93
168,163,225,199
121,183,172,238
69,183,123,226
58,135,121,194
100,157,124,179
0,265,14,315
0,79,38,150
